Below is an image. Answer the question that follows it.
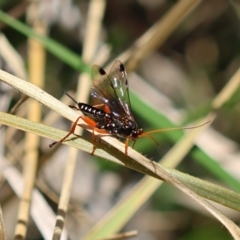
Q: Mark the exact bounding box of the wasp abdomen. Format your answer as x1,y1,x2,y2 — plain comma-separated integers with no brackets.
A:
79,103,110,119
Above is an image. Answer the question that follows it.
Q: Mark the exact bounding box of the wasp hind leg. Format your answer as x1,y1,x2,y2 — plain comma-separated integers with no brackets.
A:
92,103,111,114
49,114,108,155
78,116,108,155
49,115,96,148
49,115,83,148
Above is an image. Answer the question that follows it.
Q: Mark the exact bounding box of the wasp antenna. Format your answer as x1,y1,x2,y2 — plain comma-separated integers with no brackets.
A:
140,135,160,147
64,92,79,105
141,120,211,137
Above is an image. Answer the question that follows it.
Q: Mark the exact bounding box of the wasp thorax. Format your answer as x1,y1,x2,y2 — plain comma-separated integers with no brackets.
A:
124,119,137,130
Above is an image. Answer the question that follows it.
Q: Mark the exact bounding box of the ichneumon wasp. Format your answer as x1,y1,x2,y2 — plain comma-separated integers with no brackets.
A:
49,60,209,155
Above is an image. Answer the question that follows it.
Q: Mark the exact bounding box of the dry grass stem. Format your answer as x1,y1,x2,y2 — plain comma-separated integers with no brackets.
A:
52,0,107,239
1,1,240,239
14,4,47,238
82,66,240,238
116,0,202,70
0,205,7,240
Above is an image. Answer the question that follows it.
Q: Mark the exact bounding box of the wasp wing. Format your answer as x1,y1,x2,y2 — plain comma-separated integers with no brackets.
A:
107,60,134,119
91,64,125,118
90,60,134,119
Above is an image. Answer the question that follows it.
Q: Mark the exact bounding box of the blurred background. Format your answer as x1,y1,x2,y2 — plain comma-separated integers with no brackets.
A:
0,0,240,239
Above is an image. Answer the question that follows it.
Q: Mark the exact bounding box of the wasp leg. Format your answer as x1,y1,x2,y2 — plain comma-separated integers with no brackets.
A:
90,127,109,155
124,138,157,173
49,115,83,148
91,128,97,155
76,116,108,155
124,138,137,155
92,103,111,114
49,114,109,155
124,138,130,155
132,140,137,149
103,104,111,114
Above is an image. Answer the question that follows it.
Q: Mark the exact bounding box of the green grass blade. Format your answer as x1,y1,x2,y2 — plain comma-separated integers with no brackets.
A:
0,111,240,213
131,92,240,192
0,10,90,73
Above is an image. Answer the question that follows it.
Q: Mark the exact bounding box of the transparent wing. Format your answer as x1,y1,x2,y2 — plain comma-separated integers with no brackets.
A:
90,60,134,119
108,60,133,119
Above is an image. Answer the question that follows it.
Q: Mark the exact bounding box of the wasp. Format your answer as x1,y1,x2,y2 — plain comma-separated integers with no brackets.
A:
50,60,209,154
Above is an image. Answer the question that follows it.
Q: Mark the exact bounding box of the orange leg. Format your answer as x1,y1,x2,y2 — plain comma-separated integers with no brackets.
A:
103,104,111,114
49,115,109,155
132,140,137,149
49,115,83,148
124,138,130,155
124,138,138,155
80,116,108,155
90,126,110,155
92,103,111,114
90,127,98,155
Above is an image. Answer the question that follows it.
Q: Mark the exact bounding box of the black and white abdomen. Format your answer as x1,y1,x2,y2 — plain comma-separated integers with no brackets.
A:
79,103,110,120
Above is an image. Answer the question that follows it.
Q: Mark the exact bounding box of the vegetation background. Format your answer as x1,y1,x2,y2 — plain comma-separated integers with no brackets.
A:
0,0,240,239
